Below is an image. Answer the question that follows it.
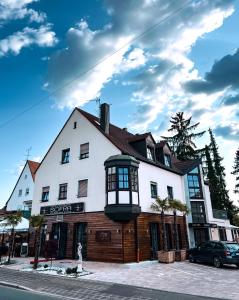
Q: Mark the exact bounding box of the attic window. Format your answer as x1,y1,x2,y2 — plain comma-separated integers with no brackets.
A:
73,122,77,129
147,147,154,160
24,174,27,179
164,154,171,167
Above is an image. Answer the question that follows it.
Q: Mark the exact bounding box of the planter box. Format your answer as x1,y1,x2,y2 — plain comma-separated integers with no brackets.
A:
157,250,175,263
175,249,187,261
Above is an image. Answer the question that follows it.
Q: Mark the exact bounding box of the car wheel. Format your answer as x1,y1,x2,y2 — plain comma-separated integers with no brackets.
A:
213,256,222,268
189,254,195,263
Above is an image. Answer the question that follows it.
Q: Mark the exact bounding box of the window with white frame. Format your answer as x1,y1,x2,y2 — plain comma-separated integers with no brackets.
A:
41,186,50,202
80,143,89,159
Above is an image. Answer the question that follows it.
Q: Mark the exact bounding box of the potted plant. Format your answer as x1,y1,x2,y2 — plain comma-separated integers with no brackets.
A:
169,199,189,261
151,197,175,263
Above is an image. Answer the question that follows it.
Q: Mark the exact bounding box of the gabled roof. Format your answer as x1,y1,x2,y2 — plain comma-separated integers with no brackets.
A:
173,159,201,175
77,108,184,175
28,160,40,181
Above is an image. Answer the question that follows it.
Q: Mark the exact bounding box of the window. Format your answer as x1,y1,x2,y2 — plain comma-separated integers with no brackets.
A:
59,183,67,200
61,148,70,164
167,186,173,200
191,201,206,223
107,167,116,191
118,167,129,189
80,143,89,159
130,167,138,192
151,182,157,198
147,147,154,160
219,228,227,241
164,154,171,167
41,186,50,202
18,189,22,197
187,167,202,198
78,180,88,197
25,188,29,196
24,174,27,179
73,121,77,129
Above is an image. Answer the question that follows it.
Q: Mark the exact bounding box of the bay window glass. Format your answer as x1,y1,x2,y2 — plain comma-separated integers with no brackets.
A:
108,167,116,191
118,167,129,189
107,166,138,192
130,167,138,192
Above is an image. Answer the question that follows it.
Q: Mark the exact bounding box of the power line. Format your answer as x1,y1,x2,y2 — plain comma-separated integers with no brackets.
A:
0,0,192,130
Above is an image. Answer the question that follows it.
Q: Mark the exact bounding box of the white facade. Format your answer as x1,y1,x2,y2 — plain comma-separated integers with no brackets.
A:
32,109,121,215
138,161,186,213
6,162,34,211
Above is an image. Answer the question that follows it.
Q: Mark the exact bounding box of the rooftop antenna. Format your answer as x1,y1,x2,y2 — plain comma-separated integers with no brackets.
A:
25,147,32,161
89,97,101,119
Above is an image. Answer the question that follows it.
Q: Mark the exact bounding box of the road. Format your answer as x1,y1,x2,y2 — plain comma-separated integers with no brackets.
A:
0,268,223,300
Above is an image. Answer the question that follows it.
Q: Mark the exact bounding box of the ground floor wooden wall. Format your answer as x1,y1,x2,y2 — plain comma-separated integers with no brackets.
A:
29,212,188,263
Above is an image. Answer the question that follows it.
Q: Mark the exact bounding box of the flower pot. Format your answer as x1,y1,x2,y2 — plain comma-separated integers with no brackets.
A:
157,250,175,263
175,249,187,261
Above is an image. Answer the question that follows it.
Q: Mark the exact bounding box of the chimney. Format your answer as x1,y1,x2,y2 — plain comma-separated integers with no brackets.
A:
100,103,110,134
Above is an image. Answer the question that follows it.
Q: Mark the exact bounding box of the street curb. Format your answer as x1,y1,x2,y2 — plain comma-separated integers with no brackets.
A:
0,280,33,291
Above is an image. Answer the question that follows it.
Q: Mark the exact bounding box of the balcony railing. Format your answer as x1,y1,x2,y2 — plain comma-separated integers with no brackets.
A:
213,209,228,220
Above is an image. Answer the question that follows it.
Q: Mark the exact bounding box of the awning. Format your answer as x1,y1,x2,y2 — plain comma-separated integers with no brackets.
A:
189,223,218,228
0,217,29,233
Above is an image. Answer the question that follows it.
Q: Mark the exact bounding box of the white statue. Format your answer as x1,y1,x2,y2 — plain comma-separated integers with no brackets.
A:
77,242,83,273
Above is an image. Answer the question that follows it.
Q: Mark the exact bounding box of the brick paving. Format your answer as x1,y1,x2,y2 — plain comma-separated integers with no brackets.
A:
0,267,220,300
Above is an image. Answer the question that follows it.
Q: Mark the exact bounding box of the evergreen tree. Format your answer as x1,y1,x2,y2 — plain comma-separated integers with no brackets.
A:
208,129,235,223
232,148,239,196
205,145,221,209
162,112,205,161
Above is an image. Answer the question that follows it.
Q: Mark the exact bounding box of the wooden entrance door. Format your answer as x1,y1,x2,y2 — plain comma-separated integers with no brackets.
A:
73,223,87,260
149,223,160,260
194,228,209,246
51,223,68,259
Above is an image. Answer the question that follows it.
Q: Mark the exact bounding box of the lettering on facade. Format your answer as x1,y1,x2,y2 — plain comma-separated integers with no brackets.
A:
95,231,111,242
40,203,84,216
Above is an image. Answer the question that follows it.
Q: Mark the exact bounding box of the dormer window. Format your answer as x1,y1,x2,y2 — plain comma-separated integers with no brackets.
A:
147,146,154,160
164,154,171,167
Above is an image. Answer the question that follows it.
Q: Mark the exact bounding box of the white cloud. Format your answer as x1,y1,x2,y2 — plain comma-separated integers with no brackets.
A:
0,0,45,23
0,24,57,57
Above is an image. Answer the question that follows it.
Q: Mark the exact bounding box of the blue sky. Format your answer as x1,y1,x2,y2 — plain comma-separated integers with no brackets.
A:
0,0,239,207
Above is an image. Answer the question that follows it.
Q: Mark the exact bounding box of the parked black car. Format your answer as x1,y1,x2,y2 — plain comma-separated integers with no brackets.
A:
188,241,239,268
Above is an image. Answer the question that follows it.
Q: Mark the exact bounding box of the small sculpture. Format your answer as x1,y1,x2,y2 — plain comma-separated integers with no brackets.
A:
77,242,83,272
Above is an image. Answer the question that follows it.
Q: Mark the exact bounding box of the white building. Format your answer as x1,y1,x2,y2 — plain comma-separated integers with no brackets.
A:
5,160,39,214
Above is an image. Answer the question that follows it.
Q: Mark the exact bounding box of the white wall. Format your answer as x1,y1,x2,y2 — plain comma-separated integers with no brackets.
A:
138,161,186,213
32,109,121,214
6,163,34,211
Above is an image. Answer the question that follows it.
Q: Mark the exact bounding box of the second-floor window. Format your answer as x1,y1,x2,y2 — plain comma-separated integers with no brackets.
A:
61,148,70,164
78,179,88,197
151,182,158,198
80,143,89,159
118,167,129,189
59,183,67,200
107,167,116,191
42,186,50,202
25,188,29,196
130,167,138,192
167,186,173,199
18,189,22,197
187,167,202,199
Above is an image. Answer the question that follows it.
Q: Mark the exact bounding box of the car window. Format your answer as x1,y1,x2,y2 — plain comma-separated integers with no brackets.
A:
226,244,239,251
200,242,213,249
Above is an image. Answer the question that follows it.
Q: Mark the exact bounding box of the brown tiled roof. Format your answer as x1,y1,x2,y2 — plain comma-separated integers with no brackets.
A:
27,160,40,181
77,108,186,175
173,159,201,175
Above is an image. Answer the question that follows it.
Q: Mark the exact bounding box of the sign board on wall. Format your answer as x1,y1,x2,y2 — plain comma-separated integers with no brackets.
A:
40,203,84,216
95,231,111,242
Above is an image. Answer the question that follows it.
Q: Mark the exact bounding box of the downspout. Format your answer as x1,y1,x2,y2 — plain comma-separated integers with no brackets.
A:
134,217,140,263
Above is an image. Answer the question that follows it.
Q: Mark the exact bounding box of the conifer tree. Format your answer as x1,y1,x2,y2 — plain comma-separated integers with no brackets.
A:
208,129,235,223
205,145,221,209
232,148,239,197
162,112,205,161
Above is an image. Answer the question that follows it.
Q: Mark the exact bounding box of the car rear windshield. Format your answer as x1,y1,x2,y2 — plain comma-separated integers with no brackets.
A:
226,243,239,251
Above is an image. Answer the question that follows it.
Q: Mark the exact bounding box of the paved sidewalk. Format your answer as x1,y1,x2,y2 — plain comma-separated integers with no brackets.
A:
0,268,221,300
1,257,238,299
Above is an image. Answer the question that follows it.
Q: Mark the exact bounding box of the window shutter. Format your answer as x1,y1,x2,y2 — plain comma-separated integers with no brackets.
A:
80,143,89,155
78,180,88,197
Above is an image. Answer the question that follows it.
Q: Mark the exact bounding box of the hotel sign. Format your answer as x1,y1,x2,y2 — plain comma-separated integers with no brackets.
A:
40,203,84,216
95,231,111,242
189,223,217,228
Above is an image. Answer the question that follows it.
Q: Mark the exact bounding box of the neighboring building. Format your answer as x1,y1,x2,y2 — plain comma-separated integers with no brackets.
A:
5,160,40,216
31,104,190,262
